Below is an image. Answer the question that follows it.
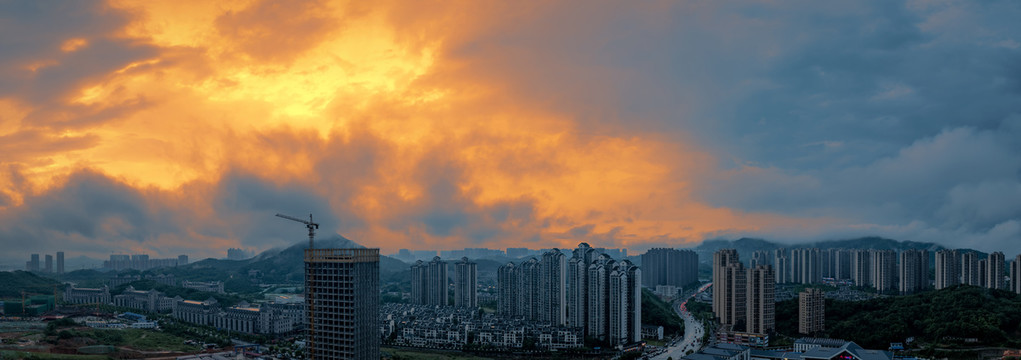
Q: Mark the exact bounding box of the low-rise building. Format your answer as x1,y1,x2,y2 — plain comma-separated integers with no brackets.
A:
113,286,176,313
173,298,220,326
182,281,225,294
64,286,111,305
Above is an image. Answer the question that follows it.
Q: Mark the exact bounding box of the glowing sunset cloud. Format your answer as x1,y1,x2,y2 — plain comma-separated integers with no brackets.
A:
1,1,1019,260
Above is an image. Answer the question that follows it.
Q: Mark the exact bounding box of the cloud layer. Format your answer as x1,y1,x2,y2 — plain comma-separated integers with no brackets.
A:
1,0,1019,261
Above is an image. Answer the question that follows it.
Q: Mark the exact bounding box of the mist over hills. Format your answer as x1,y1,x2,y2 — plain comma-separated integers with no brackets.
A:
689,236,972,265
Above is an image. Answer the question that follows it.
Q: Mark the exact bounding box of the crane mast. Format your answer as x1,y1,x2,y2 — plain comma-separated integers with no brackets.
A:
275,213,319,249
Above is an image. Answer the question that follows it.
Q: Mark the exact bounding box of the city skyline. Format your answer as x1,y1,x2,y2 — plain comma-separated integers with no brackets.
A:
2,2,1021,261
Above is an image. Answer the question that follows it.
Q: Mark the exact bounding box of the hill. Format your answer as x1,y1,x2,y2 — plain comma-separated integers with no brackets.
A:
165,236,408,288
775,285,1021,349
0,271,63,298
695,237,953,264
641,289,683,336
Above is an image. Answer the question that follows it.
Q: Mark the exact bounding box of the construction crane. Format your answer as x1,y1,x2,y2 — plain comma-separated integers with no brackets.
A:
275,212,320,360
275,213,319,249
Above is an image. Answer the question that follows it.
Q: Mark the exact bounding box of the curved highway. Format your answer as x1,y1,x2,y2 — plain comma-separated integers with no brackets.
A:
651,283,711,360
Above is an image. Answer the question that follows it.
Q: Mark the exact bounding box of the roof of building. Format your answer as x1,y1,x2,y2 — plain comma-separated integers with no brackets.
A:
801,342,893,360
795,337,849,348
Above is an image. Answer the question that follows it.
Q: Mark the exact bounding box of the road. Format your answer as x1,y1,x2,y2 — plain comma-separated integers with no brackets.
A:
651,283,711,360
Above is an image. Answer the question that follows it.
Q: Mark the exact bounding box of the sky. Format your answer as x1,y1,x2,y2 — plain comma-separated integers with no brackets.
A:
1,0,1020,262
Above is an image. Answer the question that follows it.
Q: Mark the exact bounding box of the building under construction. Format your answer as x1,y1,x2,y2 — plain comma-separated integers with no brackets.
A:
304,248,379,360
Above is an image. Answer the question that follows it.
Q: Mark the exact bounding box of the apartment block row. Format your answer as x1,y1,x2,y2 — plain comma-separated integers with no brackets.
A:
497,243,641,348
756,248,1019,295
410,256,477,308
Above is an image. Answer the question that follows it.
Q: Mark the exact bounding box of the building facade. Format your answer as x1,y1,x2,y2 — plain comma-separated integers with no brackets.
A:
539,249,567,326
746,265,775,335
454,257,477,308
642,248,698,288
64,286,111,305
898,249,929,294
305,248,380,360
935,249,960,290
799,288,825,335
870,250,897,293
986,252,1005,290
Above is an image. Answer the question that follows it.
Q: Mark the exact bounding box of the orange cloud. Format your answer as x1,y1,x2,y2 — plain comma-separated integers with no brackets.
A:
0,0,835,258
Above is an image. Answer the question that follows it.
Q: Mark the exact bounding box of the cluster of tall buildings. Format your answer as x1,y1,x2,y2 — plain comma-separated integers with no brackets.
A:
755,248,923,294
25,252,64,274
409,256,478,308
103,254,188,271
641,248,698,288
713,249,775,335
497,243,642,347
934,250,1009,290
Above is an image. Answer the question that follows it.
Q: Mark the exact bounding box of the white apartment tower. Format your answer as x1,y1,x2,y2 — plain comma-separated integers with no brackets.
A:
986,251,1005,290
454,257,477,308
746,265,775,334
935,249,960,290
899,249,929,294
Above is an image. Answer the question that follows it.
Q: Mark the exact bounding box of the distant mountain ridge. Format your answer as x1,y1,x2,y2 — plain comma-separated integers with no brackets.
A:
693,236,968,264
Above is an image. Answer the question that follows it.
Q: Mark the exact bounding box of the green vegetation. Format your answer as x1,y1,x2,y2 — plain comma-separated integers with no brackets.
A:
0,271,63,298
641,289,684,336
775,285,1021,349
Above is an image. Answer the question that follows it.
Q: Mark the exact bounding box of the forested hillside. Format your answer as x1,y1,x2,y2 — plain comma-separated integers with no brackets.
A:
775,285,1021,349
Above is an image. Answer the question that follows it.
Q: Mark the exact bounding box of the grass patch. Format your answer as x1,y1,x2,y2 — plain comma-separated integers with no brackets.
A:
382,347,495,360
67,329,200,352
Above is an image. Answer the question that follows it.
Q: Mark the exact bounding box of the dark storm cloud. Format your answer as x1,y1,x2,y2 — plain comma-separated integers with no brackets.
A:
0,2,158,106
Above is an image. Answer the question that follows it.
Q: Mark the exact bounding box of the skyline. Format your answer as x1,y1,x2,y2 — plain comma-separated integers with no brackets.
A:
2,1,1020,260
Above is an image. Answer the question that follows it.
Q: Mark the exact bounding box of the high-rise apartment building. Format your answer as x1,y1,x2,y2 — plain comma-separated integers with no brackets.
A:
961,252,980,286
178,255,188,266
899,249,929,294
497,262,518,316
798,288,825,335
800,248,822,284
1010,254,1021,294
56,252,64,274
746,265,775,334
539,249,567,326
851,250,871,288
410,257,449,306
833,249,852,280
304,248,379,360
750,250,772,268
935,249,960,290
410,260,427,305
518,258,541,320
721,262,747,328
774,249,791,284
821,249,839,279
609,260,641,346
641,248,698,288
713,249,743,327
569,243,597,333
428,257,448,306
44,254,53,273
986,252,1005,290
27,254,40,272
870,250,897,292
453,257,477,308
588,254,615,341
